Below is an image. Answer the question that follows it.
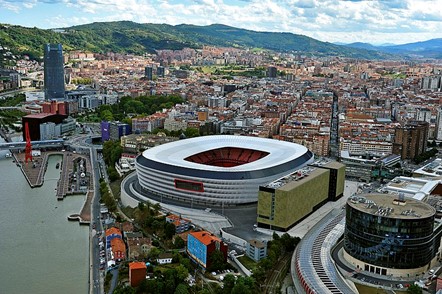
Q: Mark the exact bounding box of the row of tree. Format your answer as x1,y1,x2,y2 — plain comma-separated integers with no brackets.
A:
151,127,200,138
98,94,183,122
113,253,192,294
251,233,300,288
102,140,123,181
99,178,117,212
414,148,438,164
133,202,186,249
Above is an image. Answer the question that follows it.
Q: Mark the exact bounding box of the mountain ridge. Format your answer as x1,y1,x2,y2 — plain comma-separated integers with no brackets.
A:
1,21,437,60
343,38,442,58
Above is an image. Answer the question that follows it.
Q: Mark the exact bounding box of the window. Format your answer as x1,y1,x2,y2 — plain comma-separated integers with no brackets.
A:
174,179,204,192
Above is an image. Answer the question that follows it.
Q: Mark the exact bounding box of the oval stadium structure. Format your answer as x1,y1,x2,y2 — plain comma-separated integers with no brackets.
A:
135,135,314,205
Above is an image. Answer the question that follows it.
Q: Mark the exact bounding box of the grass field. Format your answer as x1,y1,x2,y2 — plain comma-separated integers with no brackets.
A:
355,283,407,294
236,255,258,273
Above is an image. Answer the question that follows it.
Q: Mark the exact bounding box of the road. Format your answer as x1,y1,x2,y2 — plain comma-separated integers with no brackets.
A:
0,87,37,98
66,130,105,294
90,146,105,294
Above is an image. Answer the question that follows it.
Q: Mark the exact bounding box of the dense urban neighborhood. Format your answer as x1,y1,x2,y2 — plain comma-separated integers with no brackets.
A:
2,17,442,294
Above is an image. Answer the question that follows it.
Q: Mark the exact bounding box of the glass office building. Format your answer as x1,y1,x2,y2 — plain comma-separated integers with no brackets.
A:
344,194,438,270
44,44,65,100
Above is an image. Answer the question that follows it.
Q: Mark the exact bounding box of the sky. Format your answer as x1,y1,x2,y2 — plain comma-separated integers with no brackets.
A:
1,0,442,45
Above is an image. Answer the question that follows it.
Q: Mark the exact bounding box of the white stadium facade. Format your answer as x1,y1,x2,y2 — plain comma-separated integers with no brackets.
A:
133,135,314,206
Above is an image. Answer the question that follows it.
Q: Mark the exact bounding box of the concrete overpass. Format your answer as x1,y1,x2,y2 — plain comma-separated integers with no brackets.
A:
0,139,65,150
0,106,21,110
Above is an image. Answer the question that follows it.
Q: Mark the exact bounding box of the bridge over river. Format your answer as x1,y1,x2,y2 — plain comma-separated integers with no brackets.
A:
0,139,65,150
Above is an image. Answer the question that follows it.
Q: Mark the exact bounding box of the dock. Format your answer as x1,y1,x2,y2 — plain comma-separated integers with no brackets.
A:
68,190,93,224
13,151,48,187
15,150,94,225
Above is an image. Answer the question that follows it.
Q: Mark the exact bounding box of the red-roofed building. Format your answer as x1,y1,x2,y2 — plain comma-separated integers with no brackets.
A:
129,262,147,287
166,214,191,233
105,227,122,249
187,231,227,269
110,238,126,261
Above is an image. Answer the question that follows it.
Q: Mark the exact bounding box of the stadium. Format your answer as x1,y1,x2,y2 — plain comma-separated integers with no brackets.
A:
134,135,314,205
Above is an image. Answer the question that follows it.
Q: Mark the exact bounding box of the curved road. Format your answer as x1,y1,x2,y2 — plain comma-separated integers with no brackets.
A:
331,241,418,289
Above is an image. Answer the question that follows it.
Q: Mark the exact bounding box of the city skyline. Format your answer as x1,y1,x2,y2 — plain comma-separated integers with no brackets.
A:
1,0,442,45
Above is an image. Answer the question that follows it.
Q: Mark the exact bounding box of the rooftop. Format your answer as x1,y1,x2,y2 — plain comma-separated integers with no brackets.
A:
310,158,345,170
140,135,310,172
249,239,266,249
384,176,440,201
105,227,122,237
129,261,147,270
263,166,327,190
24,113,56,119
190,231,222,245
110,237,126,252
414,158,442,177
347,193,436,219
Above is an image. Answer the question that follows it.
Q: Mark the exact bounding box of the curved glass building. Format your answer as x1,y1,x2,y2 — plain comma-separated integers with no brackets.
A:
344,194,438,275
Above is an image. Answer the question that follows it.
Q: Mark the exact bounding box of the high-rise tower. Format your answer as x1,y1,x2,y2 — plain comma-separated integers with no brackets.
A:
393,121,429,160
145,66,153,80
44,44,65,100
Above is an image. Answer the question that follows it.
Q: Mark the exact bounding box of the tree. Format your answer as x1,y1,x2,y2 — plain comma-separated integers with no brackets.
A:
280,233,298,251
243,276,256,290
144,216,155,228
222,274,236,294
272,232,280,241
152,220,162,231
176,264,189,282
138,202,145,211
142,279,164,294
107,166,120,182
251,266,266,285
174,284,189,294
164,276,176,293
184,127,200,138
180,258,192,271
153,203,161,215
113,285,136,294
407,284,422,294
148,247,161,260
164,222,176,239
100,109,114,121
208,250,226,272
231,280,251,294
258,257,272,271
173,236,185,249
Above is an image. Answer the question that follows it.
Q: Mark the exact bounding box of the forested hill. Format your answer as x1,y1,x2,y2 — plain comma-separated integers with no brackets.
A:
0,21,390,60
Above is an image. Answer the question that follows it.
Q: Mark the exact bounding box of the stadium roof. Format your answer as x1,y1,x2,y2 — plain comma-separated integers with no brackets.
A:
140,135,310,173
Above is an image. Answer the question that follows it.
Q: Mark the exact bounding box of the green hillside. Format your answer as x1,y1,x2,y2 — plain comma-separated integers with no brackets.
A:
0,21,391,60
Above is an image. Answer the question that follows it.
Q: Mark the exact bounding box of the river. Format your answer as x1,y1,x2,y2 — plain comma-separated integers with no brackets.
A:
0,146,89,294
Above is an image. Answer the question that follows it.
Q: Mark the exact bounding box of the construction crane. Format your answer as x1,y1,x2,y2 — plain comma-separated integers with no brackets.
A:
24,122,32,163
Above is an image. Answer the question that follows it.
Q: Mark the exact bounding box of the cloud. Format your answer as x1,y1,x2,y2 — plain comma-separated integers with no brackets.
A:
294,0,315,9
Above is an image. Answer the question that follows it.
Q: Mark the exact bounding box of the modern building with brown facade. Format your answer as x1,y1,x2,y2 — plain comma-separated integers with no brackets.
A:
393,121,429,160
